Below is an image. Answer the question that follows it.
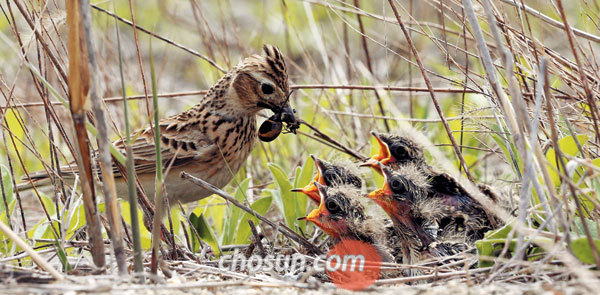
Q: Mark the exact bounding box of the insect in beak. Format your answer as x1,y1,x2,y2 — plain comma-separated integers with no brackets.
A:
258,113,284,142
258,91,299,142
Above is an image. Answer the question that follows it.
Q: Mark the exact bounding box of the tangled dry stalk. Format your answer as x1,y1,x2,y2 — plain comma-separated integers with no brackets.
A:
1,0,600,293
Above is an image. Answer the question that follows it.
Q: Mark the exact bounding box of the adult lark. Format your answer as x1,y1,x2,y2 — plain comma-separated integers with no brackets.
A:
23,45,296,204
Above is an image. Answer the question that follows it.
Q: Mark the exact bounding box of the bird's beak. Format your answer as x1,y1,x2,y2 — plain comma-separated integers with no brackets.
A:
360,131,391,173
298,208,320,223
313,155,327,181
366,163,393,204
298,181,328,226
260,100,296,124
291,155,324,204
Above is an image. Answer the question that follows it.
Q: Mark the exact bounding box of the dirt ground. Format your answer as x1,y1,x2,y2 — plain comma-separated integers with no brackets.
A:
0,278,588,295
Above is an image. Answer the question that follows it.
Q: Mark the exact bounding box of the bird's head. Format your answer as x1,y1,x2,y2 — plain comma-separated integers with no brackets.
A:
298,182,366,239
361,131,425,173
292,155,362,204
366,163,428,224
232,45,296,125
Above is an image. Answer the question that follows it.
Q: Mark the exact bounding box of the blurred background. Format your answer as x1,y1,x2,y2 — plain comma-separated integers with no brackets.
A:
1,0,599,277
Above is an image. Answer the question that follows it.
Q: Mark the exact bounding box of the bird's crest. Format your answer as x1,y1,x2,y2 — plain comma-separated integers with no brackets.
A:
262,44,289,95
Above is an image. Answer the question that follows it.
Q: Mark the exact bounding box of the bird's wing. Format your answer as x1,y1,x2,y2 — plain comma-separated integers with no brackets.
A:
111,116,218,175
25,114,218,181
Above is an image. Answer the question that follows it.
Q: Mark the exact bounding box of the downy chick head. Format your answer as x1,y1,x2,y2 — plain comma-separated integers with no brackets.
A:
292,155,363,204
299,183,381,242
366,163,429,228
362,130,426,173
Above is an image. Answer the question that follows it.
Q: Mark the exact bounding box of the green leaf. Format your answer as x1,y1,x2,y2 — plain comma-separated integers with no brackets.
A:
475,239,516,268
221,178,251,245
476,220,551,267
190,212,221,257
546,135,588,186
5,109,25,156
0,165,14,213
293,156,315,231
572,218,599,239
294,156,315,190
49,227,71,272
268,163,297,228
572,237,600,265
119,201,152,249
65,200,86,240
559,135,588,156
234,196,273,244
483,221,514,239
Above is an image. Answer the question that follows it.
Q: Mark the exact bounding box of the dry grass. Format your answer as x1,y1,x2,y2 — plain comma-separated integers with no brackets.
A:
1,0,600,292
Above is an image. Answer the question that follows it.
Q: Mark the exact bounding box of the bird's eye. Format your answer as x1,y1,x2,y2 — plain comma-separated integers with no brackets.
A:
261,83,274,95
389,177,406,194
390,143,408,160
325,199,341,214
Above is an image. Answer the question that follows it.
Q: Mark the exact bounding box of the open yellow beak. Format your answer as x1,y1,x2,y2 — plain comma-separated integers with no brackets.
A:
366,163,395,213
361,131,391,173
298,181,328,226
292,155,325,204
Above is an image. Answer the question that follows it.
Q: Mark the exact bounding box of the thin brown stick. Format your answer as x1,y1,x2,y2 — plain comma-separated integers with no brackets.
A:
543,68,600,269
247,219,266,256
127,0,151,120
387,0,474,182
555,0,600,141
81,0,126,274
499,0,600,43
66,0,105,268
0,222,64,281
4,85,576,109
90,4,226,73
300,120,367,160
353,0,390,132
180,171,323,255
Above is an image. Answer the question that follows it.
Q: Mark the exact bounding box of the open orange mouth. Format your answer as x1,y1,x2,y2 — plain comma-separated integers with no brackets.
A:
298,182,339,237
291,155,326,204
361,131,391,173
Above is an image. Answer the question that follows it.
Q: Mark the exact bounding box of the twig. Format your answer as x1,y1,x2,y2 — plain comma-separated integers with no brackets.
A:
374,266,492,285
114,5,144,274
353,0,390,132
247,219,266,256
543,65,600,269
0,222,64,281
299,119,367,161
498,0,600,43
387,0,474,182
555,0,600,141
66,0,105,268
80,0,127,275
91,4,226,73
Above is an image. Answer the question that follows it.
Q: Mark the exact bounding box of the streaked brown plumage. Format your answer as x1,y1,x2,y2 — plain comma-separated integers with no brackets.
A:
21,45,296,204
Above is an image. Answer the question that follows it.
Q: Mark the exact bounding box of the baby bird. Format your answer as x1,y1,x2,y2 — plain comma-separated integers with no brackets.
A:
362,131,499,235
20,45,296,204
292,155,362,204
298,182,394,262
367,163,470,264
